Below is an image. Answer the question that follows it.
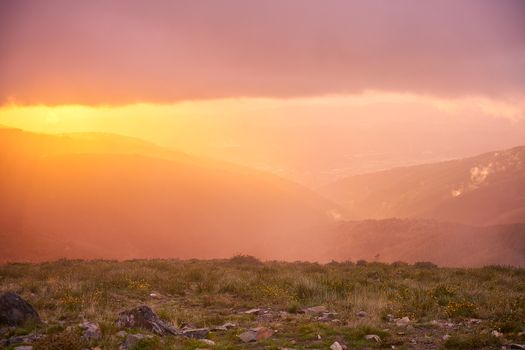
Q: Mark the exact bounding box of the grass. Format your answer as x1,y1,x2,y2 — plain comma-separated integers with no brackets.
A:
0,257,524,349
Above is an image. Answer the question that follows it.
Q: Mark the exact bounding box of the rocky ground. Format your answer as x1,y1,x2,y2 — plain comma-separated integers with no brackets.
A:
0,257,524,349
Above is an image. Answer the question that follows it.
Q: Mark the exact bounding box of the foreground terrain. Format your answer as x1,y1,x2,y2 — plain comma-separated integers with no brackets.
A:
1,258,524,349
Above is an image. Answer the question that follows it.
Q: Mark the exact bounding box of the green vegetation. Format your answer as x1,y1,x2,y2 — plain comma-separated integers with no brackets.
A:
1,258,524,349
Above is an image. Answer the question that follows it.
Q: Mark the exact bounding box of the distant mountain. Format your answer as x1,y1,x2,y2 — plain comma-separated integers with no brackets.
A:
322,146,525,225
324,218,525,267
0,127,341,262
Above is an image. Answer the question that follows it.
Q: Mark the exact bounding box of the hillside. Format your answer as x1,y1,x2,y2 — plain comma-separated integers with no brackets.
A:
0,127,341,262
326,219,525,267
322,146,525,226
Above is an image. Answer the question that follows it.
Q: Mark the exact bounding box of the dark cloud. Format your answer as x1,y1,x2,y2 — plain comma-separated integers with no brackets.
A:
1,0,524,105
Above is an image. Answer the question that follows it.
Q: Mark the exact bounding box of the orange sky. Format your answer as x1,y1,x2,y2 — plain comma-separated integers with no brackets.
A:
1,0,524,184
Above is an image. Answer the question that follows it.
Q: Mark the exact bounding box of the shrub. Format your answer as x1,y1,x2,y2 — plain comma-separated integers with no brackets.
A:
228,254,262,265
414,261,438,269
33,330,85,350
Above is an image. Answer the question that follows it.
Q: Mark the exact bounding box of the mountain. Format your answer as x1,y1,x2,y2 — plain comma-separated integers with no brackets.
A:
0,127,342,262
322,145,525,226
325,219,525,267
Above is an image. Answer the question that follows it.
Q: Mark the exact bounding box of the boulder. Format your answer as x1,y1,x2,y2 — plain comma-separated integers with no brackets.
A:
116,305,178,336
0,293,40,327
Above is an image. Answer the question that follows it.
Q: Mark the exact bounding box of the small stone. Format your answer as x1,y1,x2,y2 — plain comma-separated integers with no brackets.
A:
365,334,381,343
199,339,215,346
80,321,101,341
116,331,128,338
330,341,344,350
395,317,410,327
243,308,262,315
238,327,274,342
239,330,257,343
211,322,236,331
492,330,503,338
303,306,328,314
356,311,367,318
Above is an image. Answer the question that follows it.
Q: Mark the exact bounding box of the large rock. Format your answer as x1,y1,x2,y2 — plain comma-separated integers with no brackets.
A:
115,305,178,336
0,293,40,327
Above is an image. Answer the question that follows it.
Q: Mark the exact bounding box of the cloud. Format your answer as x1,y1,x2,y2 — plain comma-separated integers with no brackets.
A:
0,0,524,105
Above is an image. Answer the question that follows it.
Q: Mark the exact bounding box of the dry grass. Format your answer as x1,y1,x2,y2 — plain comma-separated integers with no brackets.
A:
0,258,524,349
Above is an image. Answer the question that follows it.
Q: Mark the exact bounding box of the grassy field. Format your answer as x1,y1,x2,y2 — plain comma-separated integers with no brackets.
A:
1,257,524,349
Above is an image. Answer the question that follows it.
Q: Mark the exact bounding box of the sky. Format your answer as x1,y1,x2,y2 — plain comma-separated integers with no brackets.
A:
1,0,524,185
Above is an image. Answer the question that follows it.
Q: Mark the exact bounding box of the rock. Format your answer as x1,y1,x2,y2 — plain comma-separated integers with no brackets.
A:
442,334,451,341
303,305,328,314
116,305,178,336
395,316,410,327
317,312,338,322
0,293,40,327
14,346,33,350
365,334,381,343
492,330,503,338
200,339,216,346
80,321,101,341
356,311,367,318
211,322,236,331
116,330,128,338
330,341,344,350
149,293,160,298
239,330,257,343
243,308,262,315
182,328,209,339
508,344,525,350
238,327,274,342
1,333,42,347
120,333,154,350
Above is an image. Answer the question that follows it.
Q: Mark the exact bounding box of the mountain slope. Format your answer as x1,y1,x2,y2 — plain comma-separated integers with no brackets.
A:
326,219,525,267
0,127,341,262
322,146,525,225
